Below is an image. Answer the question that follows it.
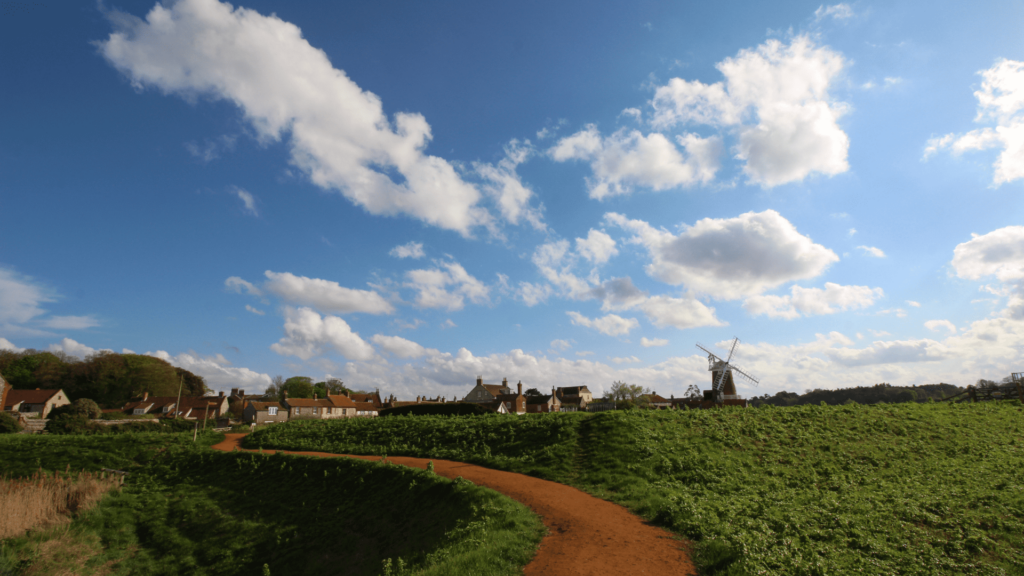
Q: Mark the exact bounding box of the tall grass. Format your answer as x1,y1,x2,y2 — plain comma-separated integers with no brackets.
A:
0,468,121,539
250,401,1024,575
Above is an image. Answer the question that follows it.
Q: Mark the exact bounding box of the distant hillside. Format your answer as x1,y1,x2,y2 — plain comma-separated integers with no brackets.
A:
749,382,965,407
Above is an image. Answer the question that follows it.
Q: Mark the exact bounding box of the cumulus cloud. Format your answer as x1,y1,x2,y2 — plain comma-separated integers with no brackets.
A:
270,307,375,361
858,245,886,258
637,295,724,329
405,261,489,311
907,300,922,308
530,240,593,300
925,59,1024,185
550,339,572,351
518,282,554,307
371,334,429,358
0,338,25,352
650,35,849,187
245,304,265,316
40,315,101,330
925,319,957,334
744,283,884,319
389,242,425,259
607,210,838,299
146,349,272,392
224,276,263,297
263,271,393,315
475,139,545,230
549,125,722,199
576,229,618,264
232,186,258,216
814,3,853,21
99,0,491,235
48,338,110,359
610,355,641,364
566,311,639,336
641,337,669,347
952,225,1024,318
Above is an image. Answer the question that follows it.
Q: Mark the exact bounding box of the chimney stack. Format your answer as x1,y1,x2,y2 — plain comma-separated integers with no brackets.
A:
283,390,289,400
314,393,318,400
476,376,483,387
143,391,149,401
518,381,522,396
219,390,224,398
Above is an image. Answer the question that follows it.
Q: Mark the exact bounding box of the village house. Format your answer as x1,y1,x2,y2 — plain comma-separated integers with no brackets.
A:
242,400,288,424
645,392,672,409
350,389,384,409
555,386,594,409
353,401,379,417
122,391,230,419
3,388,70,418
284,391,358,419
526,387,562,413
463,377,514,403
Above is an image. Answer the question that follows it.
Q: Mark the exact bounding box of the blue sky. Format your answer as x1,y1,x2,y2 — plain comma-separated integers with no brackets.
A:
3,0,1024,398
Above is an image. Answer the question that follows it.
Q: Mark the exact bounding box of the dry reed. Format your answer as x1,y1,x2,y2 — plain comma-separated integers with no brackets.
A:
0,467,122,539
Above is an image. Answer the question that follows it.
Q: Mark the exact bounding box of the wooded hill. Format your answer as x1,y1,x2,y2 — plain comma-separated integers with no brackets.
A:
748,382,965,407
0,349,207,408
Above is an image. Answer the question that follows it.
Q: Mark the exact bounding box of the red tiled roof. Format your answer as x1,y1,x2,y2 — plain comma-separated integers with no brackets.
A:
326,394,356,408
350,392,381,406
247,401,282,411
480,384,509,396
353,401,378,411
4,389,62,408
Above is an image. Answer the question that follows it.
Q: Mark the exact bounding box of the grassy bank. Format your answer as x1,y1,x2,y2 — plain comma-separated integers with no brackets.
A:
248,402,1024,575
0,434,543,575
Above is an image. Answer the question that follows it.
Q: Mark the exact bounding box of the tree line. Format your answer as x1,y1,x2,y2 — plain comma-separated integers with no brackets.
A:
0,349,208,409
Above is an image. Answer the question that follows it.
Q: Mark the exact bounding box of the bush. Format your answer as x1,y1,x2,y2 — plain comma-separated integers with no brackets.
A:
0,412,23,434
379,402,494,417
100,411,128,420
45,414,100,435
49,398,102,420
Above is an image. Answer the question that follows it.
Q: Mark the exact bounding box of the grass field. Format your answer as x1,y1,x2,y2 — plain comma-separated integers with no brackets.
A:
0,432,544,576
248,401,1024,575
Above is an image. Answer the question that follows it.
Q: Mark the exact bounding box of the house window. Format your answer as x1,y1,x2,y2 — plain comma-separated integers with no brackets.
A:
313,407,318,414
133,408,145,415
268,407,278,416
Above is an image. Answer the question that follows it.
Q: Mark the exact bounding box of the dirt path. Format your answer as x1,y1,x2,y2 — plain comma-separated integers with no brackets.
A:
212,434,695,576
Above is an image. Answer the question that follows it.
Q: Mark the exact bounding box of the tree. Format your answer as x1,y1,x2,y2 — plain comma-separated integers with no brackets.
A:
684,384,702,400
313,378,351,398
175,368,209,396
50,398,102,419
280,376,314,401
523,388,542,397
606,381,648,402
265,375,285,400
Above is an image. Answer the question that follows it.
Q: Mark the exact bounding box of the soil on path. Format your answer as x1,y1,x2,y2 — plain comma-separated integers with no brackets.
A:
212,434,695,576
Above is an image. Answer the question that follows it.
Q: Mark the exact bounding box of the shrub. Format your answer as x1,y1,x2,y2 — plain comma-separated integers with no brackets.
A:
100,411,128,420
379,402,493,417
46,414,100,435
0,412,23,434
49,398,102,420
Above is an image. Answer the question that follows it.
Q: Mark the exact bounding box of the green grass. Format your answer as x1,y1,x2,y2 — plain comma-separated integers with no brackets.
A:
0,434,543,576
248,402,1024,575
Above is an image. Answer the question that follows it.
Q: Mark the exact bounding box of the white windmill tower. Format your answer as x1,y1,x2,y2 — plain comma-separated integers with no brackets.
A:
695,338,759,404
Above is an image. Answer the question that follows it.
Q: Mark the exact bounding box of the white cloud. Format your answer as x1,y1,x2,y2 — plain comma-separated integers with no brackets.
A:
610,355,641,364
146,349,272,393
925,59,1024,185
185,134,236,162
518,282,554,307
48,338,110,359
0,338,24,352
823,339,950,367
879,308,908,318
550,339,572,351
405,261,489,311
41,315,101,330
224,276,263,297
848,228,857,236
814,3,854,21
440,319,457,329
925,319,957,334
99,0,491,235
637,295,724,330
549,126,722,199
607,210,838,299
858,245,886,258
576,229,618,264
263,270,393,315
389,242,425,259
641,337,669,347
245,304,265,316
475,139,545,230
531,240,593,300
745,283,884,319
371,334,428,358
952,225,1024,318
650,35,849,187
566,311,639,336
0,267,55,325
907,300,921,307
232,186,258,216
575,351,594,357
270,306,375,361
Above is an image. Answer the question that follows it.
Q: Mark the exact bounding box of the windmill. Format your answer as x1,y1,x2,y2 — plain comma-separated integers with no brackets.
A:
695,338,759,403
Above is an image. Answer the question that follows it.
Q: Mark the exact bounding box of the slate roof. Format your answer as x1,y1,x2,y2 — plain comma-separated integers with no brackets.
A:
556,386,591,396
525,394,558,405
246,401,282,411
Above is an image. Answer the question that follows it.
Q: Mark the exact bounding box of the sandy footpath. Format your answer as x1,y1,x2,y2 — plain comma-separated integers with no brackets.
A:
212,434,696,576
